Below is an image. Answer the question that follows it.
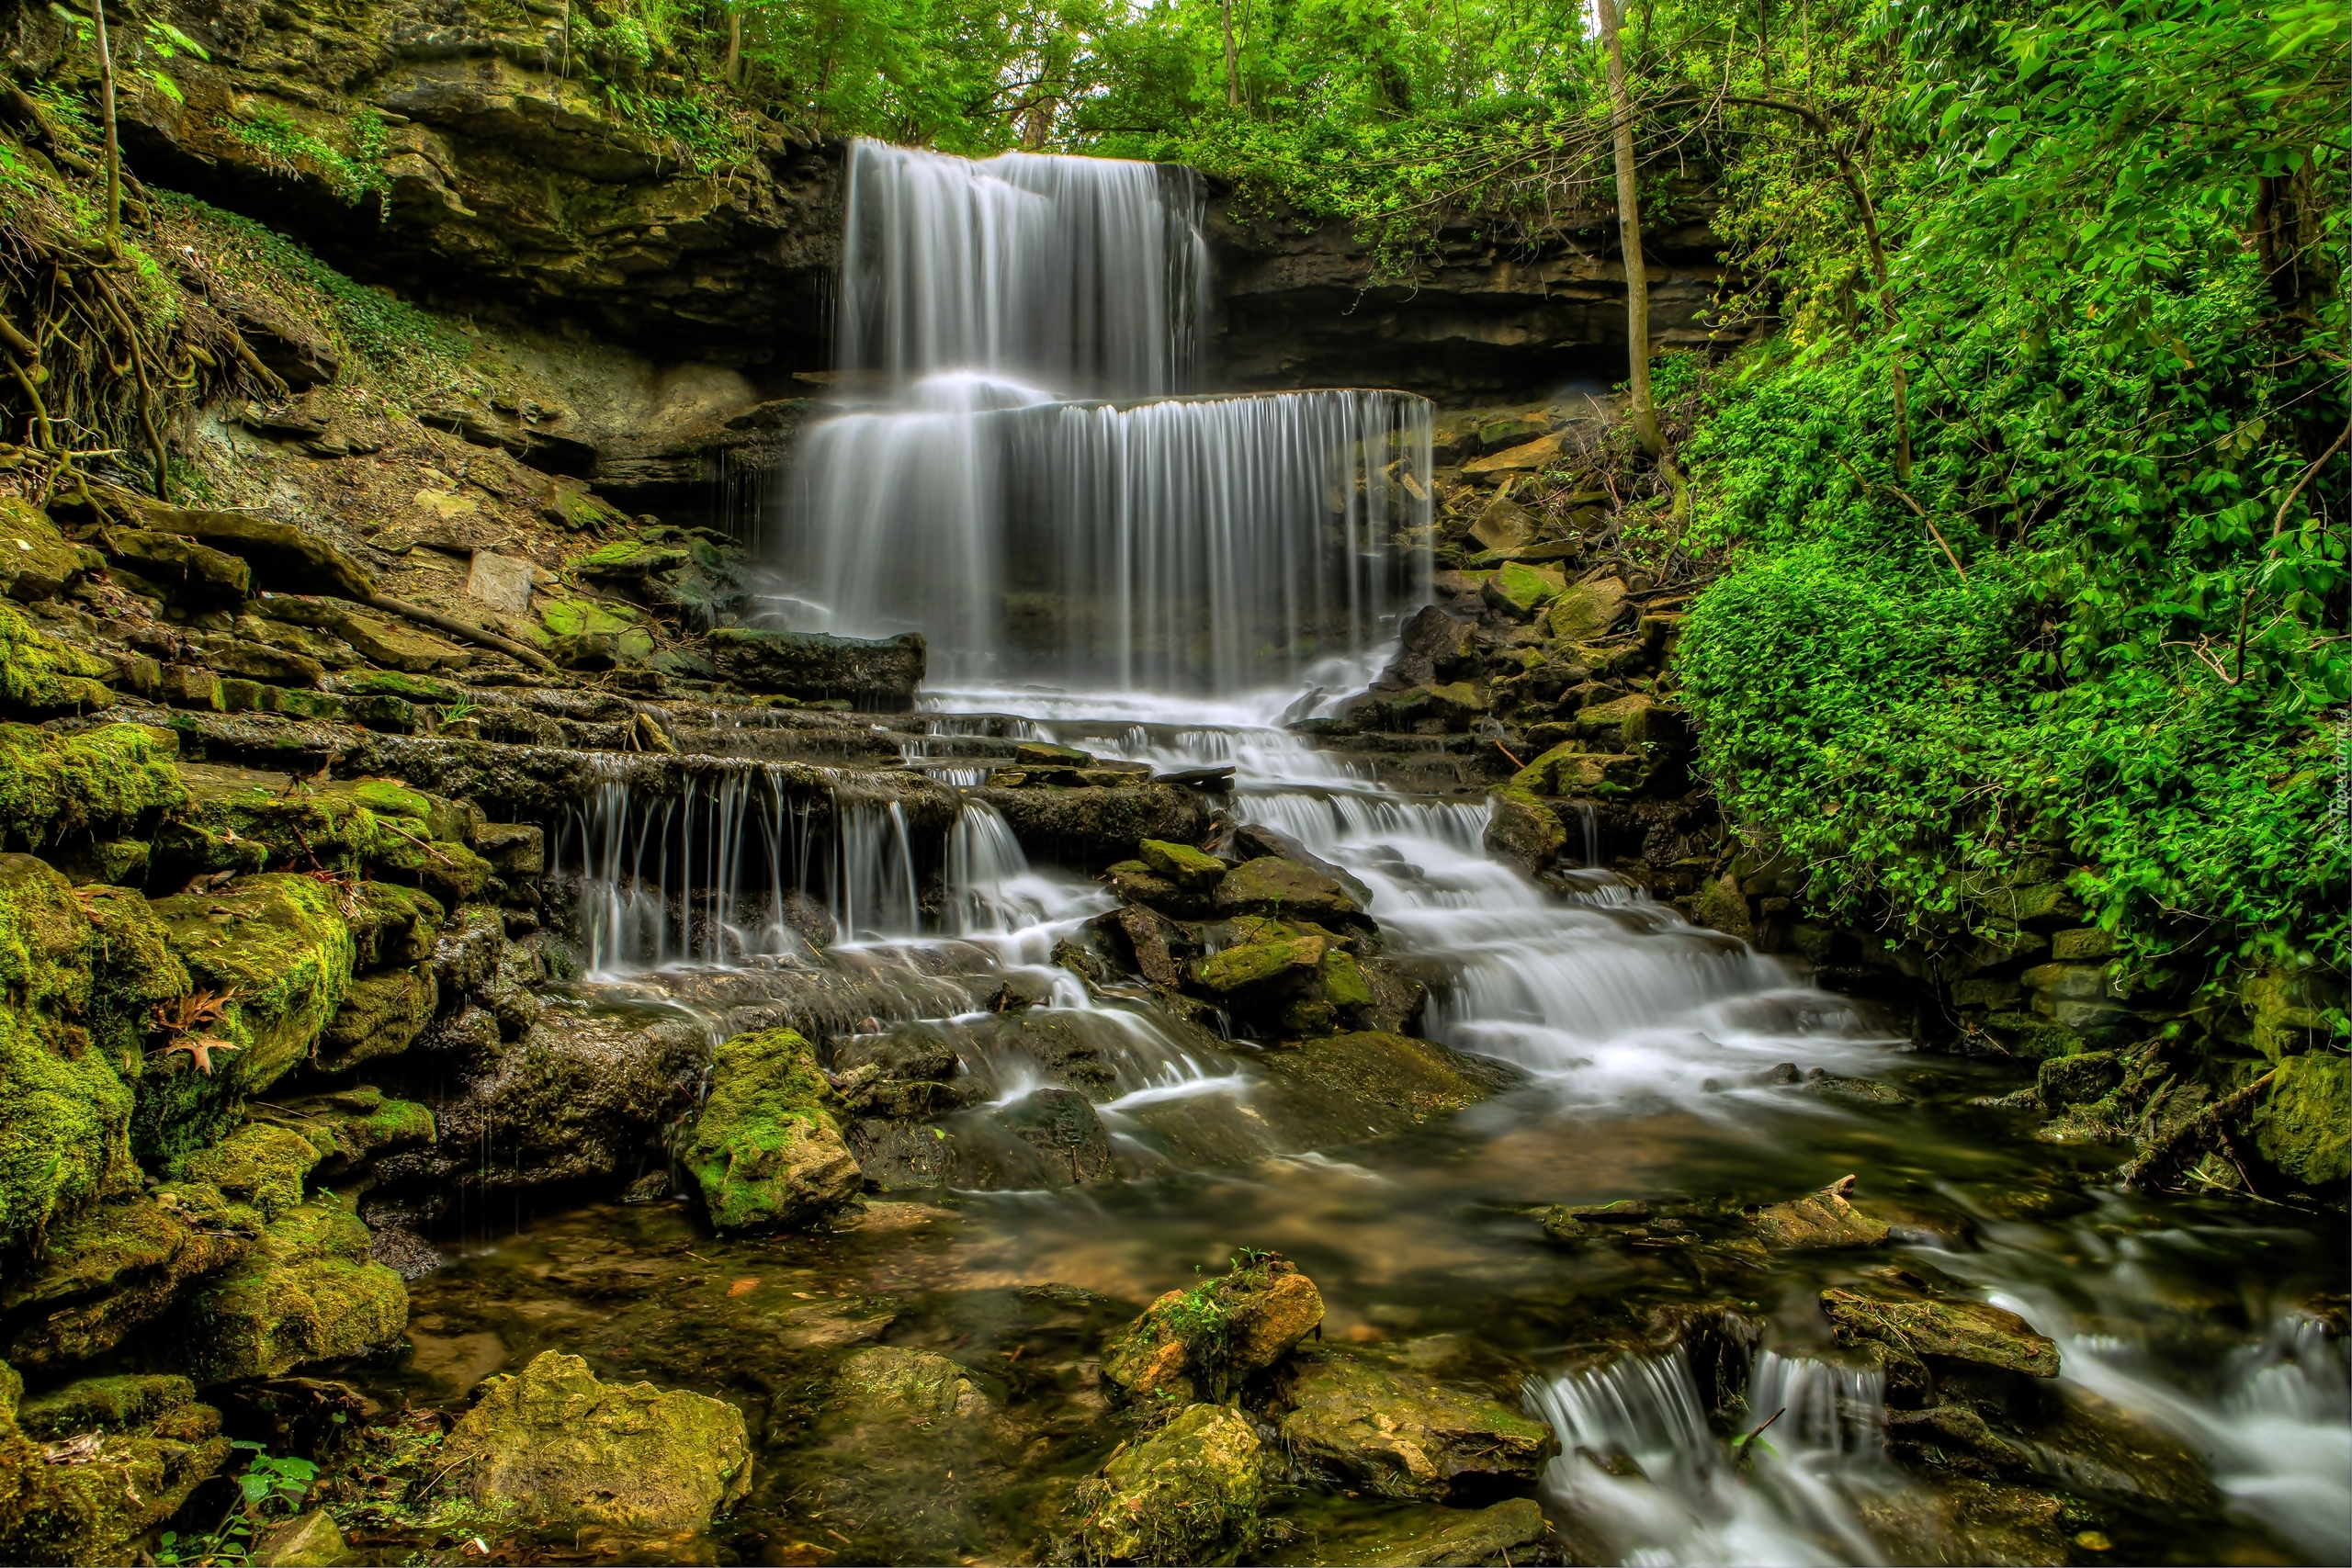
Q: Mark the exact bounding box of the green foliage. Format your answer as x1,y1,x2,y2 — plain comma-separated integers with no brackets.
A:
153,1443,316,1566
150,192,464,392
1675,0,2348,985
220,104,390,207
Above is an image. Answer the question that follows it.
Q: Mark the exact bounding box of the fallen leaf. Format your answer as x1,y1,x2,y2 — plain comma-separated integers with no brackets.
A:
727,1278,759,1297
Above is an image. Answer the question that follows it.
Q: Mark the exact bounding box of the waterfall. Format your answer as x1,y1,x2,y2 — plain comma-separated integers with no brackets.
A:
764,141,1434,697
555,769,927,973
1526,1348,1896,1565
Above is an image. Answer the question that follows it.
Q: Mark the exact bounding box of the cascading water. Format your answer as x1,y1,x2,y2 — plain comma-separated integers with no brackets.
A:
763,140,1432,694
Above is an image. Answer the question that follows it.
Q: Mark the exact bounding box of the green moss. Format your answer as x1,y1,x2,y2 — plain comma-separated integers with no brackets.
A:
537,597,640,640
1066,1402,1266,1565
16,1375,196,1438
1139,838,1227,887
343,670,463,703
0,722,185,850
0,1184,261,1368
0,855,136,1250
177,1122,320,1220
2252,1054,2350,1189
150,874,354,1100
221,102,389,206
1193,929,1326,995
160,770,487,905
682,1029,860,1232
175,1199,408,1383
0,604,114,716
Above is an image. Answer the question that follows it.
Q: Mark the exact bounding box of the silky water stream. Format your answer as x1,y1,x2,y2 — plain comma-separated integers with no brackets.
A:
359,141,2346,1566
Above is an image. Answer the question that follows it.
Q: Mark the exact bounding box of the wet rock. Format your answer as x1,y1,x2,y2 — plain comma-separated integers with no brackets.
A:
1213,854,1363,920
708,627,924,708
96,526,254,605
17,1374,198,1438
1103,857,1207,917
1203,819,1375,906
1798,1067,1905,1106
0,499,101,604
1278,1345,1558,1501
1820,1288,2060,1378
442,1349,752,1534
1885,1403,2034,1476
261,1087,436,1180
1483,785,1565,873
980,783,1213,870
1063,1402,1266,1565
1259,1032,1519,1142
1853,1477,2070,1567
345,882,445,969
991,1088,1114,1185
834,1345,990,1424
1102,1252,1324,1403
0,603,117,716
2035,1050,2121,1108
1481,560,1565,618
1747,1176,1892,1251
683,1028,861,1232
175,1199,409,1383
1192,925,1327,995
1090,903,1196,988
89,490,376,601
1332,1497,1553,1567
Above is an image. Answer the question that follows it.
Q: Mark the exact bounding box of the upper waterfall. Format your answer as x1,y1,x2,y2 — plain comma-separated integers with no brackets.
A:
836,141,1210,398
763,141,1432,698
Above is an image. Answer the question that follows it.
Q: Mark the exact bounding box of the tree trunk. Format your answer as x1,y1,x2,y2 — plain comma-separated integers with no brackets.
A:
1597,0,1664,458
1222,0,1240,108
725,4,742,87
93,0,122,250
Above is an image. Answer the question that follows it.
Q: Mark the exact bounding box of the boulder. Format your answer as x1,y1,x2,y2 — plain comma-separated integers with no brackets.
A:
1747,1175,1892,1250
1462,432,1564,474
1138,837,1227,889
1480,561,1565,618
254,1509,347,1567
682,1029,861,1232
833,1346,990,1425
1102,1252,1324,1403
1546,576,1628,640
1333,1497,1551,1567
1468,496,1537,554
442,1350,752,1534
2253,1053,2349,1187
1820,1288,2061,1378
175,1199,406,1383
0,722,185,848
1483,786,1565,873
179,1122,321,1222
708,627,924,707
1279,1346,1558,1501
1204,820,1375,906
1192,927,1326,996
0,499,100,603
1213,854,1363,920
991,1088,1114,1185
1257,1033,1514,1142
978,783,1213,870
1065,1402,1266,1565
93,494,375,601
336,610,473,673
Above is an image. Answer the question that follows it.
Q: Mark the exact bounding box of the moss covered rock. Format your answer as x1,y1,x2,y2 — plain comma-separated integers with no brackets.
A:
2252,1053,2349,1188
1546,575,1629,640
16,1374,198,1437
442,1350,752,1534
176,1199,408,1383
152,873,355,1093
0,498,100,604
159,770,491,907
0,602,114,716
1279,1345,1558,1501
0,1184,261,1368
0,855,142,1250
1102,1252,1324,1404
1482,785,1565,873
683,1029,861,1232
1139,838,1227,889
178,1122,322,1221
0,722,187,852
834,1346,990,1425
1065,1402,1266,1565
314,965,437,1073
1212,854,1363,920
1747,1175,1893,1251
1820,1288,2060,1378
0,1369,232,1566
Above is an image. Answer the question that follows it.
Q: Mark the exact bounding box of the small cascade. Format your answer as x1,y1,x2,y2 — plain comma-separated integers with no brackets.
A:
1528,1348,1896,1565
553,768,931,974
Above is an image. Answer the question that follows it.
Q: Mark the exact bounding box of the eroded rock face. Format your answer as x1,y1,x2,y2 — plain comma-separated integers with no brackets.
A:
1064,1402,1267,1565
707,628,925,708
174,1200,409,1383
682,1028,862,1232
442,1350,752,1535
1278,1345,1558,1502
0,1369,232,1567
